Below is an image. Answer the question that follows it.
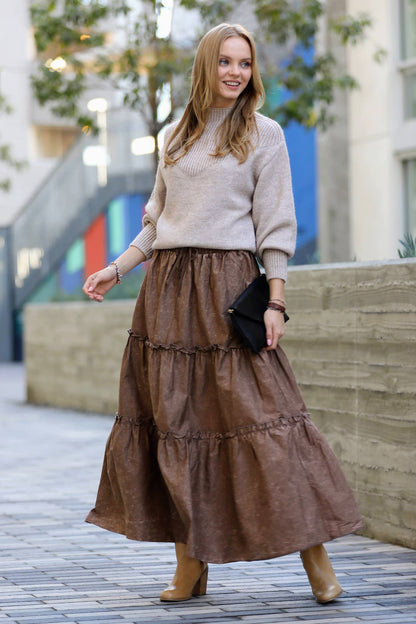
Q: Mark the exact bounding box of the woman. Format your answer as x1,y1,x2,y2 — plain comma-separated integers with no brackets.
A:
83,23,362,604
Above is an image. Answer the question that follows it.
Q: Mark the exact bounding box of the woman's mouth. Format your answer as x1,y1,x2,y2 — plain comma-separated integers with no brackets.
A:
223,81,240,90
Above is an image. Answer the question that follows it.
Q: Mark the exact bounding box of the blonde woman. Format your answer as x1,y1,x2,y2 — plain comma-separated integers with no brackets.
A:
83,23,362,604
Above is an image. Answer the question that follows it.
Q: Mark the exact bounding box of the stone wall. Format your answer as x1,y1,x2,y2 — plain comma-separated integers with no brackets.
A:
24,258,416,549
283,259,416,551
25,300,134,415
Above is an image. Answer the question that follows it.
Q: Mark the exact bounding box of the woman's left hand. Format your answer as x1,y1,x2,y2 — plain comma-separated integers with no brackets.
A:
264,308,285,351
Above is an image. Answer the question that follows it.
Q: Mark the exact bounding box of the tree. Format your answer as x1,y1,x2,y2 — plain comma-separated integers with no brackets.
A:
30,0,378,173
0,90,27,192
251,0,378,129
30,0,193,172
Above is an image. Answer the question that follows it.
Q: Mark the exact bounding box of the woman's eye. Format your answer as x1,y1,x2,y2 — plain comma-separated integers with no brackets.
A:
219,58,251,68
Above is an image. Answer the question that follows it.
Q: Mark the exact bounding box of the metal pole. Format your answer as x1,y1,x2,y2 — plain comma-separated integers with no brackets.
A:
0,226,14,361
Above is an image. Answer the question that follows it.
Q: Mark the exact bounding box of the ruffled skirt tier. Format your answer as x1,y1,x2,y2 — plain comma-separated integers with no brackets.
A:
86,248,362,563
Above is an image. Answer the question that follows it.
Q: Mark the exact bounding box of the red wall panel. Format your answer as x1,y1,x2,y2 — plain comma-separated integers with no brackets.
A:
84,213,107,278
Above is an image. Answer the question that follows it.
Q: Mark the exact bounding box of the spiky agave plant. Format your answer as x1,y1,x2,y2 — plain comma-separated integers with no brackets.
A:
398,233,416,258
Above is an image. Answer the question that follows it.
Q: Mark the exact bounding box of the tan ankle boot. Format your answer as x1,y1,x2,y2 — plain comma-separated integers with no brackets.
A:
300,544,343,603
160,543,208,602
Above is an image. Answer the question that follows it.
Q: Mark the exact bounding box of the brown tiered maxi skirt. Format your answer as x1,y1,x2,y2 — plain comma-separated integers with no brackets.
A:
86,248,362,563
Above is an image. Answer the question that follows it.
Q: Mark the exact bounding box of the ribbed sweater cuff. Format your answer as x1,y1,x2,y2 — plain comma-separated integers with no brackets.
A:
262,249,288,282
130,223,156,259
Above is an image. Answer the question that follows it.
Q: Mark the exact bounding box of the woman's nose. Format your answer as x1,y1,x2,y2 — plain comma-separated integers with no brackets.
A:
228,64,240,76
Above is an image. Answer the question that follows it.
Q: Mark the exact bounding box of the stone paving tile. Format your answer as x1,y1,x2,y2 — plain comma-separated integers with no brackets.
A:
0,364,415,624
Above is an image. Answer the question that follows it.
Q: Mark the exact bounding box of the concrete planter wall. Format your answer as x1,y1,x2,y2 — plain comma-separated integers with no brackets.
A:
25,258,416,550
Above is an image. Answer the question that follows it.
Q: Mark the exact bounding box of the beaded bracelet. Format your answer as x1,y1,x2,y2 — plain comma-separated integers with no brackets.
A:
267,302,286,313
109,261,122,284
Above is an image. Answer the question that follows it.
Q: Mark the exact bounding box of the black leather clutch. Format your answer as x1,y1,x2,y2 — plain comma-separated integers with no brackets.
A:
227,274,289,353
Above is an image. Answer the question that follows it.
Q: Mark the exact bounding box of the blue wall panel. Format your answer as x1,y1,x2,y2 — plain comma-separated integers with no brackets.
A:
285,123,316,263
272,44,317,264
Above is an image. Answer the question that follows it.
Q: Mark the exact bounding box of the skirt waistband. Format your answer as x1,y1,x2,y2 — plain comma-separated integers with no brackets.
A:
153,247,254,257
152,248,256,281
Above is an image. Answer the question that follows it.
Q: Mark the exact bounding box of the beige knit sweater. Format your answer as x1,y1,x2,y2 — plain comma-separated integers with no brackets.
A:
130,107,297,281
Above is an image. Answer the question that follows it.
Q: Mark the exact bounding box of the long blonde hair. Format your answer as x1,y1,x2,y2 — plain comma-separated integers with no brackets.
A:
164,23,265,166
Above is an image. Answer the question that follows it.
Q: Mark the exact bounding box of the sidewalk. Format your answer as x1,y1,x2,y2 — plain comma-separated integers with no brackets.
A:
0,363,415,624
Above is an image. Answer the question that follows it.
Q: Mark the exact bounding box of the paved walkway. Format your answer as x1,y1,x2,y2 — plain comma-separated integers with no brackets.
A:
0,364,415,624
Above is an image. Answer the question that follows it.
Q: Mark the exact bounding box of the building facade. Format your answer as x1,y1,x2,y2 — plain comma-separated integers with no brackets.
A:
319,0,415,263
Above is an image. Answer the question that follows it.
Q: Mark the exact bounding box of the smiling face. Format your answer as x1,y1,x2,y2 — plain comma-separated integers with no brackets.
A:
211,36,252,108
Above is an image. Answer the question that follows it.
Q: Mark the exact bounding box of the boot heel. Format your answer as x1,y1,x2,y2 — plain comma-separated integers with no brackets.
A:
160,553,208,602
300,544,343,603
192,565,208,596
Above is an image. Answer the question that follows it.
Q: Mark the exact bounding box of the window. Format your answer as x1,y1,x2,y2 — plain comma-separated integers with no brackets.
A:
400,0,416,118
403,159,416,236
404,72,416,118
401,0,416,59
33,126,79,159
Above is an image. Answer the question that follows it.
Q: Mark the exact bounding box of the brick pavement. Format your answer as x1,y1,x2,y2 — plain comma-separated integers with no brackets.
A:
0,363,415,624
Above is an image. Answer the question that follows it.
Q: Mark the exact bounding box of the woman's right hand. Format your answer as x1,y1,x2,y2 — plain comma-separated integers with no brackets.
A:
82,266,117,302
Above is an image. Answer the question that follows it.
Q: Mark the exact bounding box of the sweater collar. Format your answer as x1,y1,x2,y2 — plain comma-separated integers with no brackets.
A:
207,106,232,124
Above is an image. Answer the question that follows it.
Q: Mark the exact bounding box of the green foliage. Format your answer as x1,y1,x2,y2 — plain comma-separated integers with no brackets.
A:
254,0,324,46
331,12,372,44
111,9,189,135
30,0,193,151
255,2,373,129
178,0,233,26
0,91,13,115
29,0,376,149
31,0,129,52
373,47,387,63
30,62,90,128
30,0,130,131
0,89,27,192
398,233,416,258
